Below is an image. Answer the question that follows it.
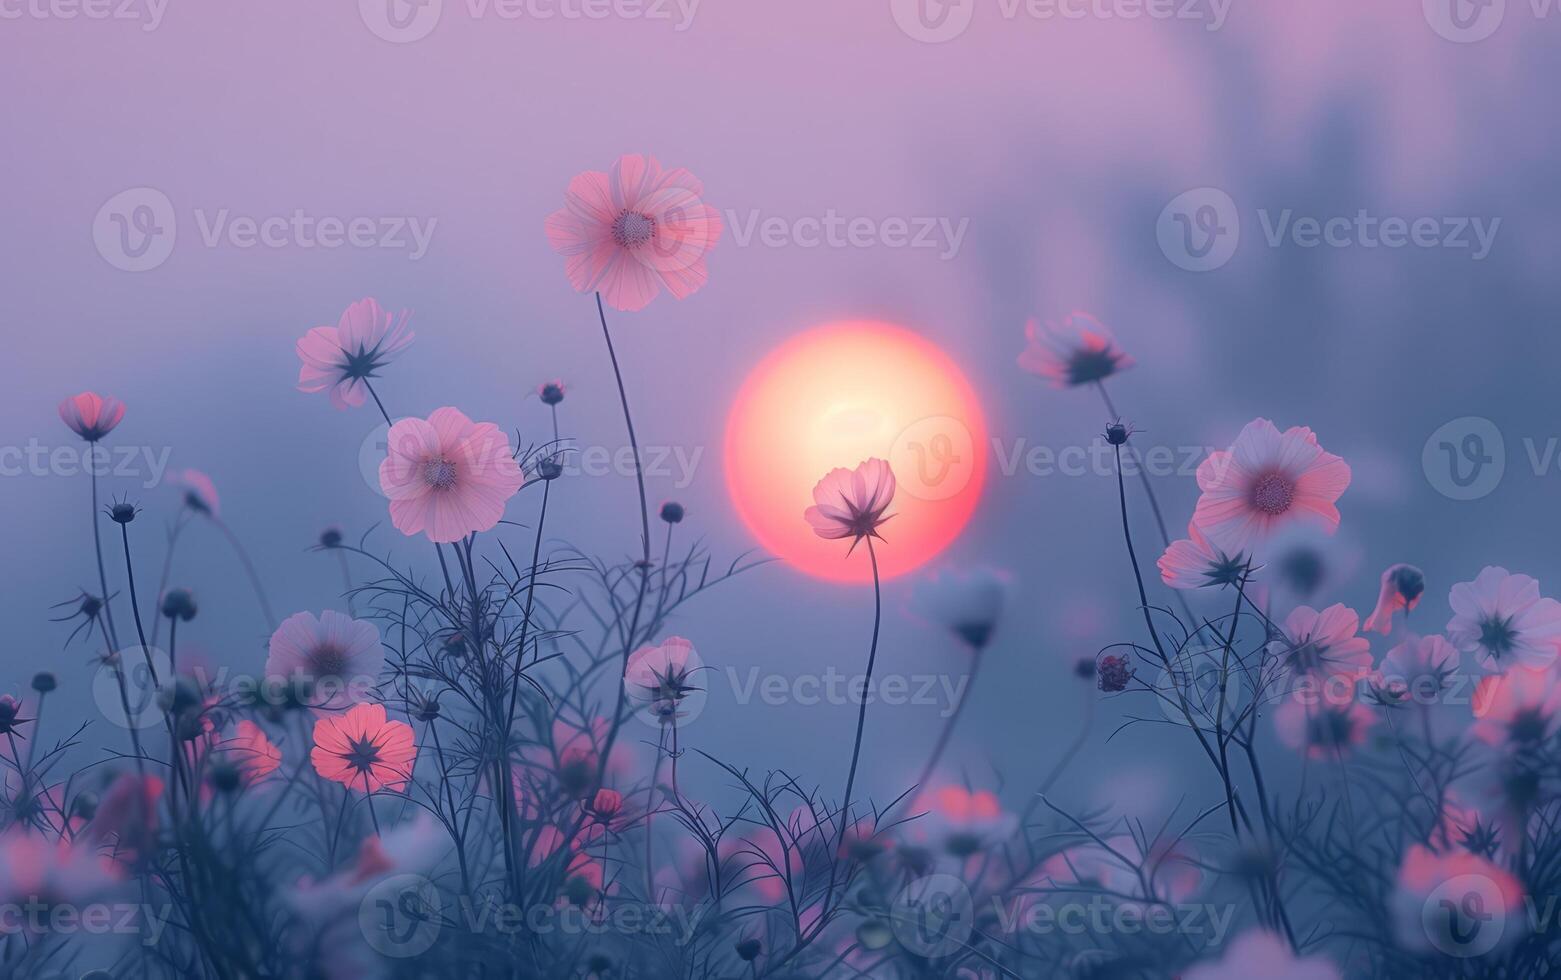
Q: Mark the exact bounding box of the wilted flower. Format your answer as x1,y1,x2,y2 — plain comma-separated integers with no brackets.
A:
804,458,896,551
1016,312,1133,388
1097,654,1133,693
911,566,1010,650
58,392,125,442
1446,566,1561,671
1183,930,1340,980
310,702,417,793
1363,563,1425,635
1192,419,1351,556
544,154,723,312
266,611,386,711
378,407,525,543
295,297,413,410
1158,523,1247,590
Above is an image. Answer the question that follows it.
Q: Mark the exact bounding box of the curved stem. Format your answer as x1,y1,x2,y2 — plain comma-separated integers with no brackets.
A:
836,537,883,855
88,460,121,650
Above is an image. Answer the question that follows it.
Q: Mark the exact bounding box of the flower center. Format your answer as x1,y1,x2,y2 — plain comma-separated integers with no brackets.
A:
423,458,459,491
345,736,382,775
1480,615,1517,657
1250,472,1296,516
611,210,656,249
308,644,349,678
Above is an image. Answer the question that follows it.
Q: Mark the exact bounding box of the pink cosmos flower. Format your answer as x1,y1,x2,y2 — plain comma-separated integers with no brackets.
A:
58,392,125,442
544,154,723,312
295,297,413,410
266,610,386,711
1016,312,1134,388
1157,522,1248,590
87,773,163,865
310,702,417,793
1183,930,1340,980
0,831,121,915
804,458,896,550
168,468,220,516
1391,844,1524,956
912,786,1017,857
624,636,702,721
1192,419,1351,556
1279,604,1373,683
1273,695,1374,759
378,407,525,543
1470,667,1561,747
1363,563,1426,635
1446,566,1561,671
215,720,283,787
1373,634,1459,706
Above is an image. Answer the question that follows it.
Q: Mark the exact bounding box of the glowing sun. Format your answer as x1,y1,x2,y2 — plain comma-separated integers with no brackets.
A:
725,321,988,583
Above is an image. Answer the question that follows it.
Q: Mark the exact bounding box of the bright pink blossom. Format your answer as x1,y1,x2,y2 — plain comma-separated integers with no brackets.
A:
310,702,417,793
1192,419,1351,556
295,298,413,410
378,407,525,543
58,392,125,442
545,154,723,312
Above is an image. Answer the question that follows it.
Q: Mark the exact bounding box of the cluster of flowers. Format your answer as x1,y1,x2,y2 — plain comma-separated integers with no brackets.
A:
6,159,1552,979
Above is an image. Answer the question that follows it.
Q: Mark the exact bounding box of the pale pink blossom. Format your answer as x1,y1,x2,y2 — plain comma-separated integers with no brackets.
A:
1363,563,1425,635
804,458,896,550
295,297,413,410
265,610,385,711
1157,522,1247,590
1446,566,1561,671
378,407,525,543
1192,419,1351,556
57,392,125,442
1279,604,1372,682
1471,667,1561,747
1042,836,1202,906
624,636,702,721
912,786,1017,856
1183,930,1340,980
544,154,723,312
168,468,220,515
1391,844,1524,955
910,566,1010,649
1373,634,1459,706
0,831,121,913
1273,695,1374,759
1016,312,1133,387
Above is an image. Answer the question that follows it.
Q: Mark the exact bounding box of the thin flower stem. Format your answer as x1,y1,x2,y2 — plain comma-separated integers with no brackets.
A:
88,460,121,650
836,536,883,856
363,378,394,428
210,515,277,631
916,642,985,792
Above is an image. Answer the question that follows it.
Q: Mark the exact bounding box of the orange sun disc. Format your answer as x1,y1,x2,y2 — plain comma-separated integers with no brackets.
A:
724,320,989,583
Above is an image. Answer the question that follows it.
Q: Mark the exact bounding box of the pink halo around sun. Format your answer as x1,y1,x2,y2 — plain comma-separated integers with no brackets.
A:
725,320,989,584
